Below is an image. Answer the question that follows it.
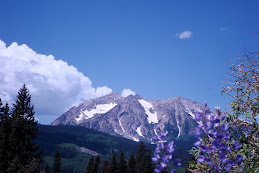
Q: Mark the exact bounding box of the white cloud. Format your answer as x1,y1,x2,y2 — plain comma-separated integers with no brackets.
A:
176,30,192,39
0,40,112,117
121,89,136,97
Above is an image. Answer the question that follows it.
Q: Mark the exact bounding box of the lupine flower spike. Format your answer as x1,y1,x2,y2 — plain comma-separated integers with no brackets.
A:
194,104,242,172
152,124,181,173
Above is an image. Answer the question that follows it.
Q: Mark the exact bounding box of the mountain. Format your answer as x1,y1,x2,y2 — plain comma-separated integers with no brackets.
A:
52,92,211,143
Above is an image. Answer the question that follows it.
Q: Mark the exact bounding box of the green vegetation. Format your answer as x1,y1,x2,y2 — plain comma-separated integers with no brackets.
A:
0,84,41,172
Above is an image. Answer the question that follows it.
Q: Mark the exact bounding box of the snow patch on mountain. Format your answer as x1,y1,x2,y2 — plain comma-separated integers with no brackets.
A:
135,126,144,137
138,99,158,123
176,120,181,138
119,117,125,132
75,112,85,122
186,108,196,119
130,136,140,142
75,103,117,122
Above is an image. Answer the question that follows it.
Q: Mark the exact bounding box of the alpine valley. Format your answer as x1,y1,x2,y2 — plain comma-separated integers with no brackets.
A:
52,92,213,143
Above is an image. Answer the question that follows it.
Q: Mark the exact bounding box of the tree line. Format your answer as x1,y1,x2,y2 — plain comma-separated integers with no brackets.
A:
47,142,154,173
85,141,153,173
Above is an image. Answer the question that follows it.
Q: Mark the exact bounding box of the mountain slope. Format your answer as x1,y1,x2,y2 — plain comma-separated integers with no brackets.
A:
52,93,211,142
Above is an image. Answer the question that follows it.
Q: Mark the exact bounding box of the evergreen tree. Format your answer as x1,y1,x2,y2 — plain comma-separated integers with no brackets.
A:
93,155,101,173
0,101,11,172
117,151,127,173
136,142,146,163
135,142,153,173
135,142,147,172
53,151,62,173
127,152,136,173
45,164,51,173
101,160,109,173
85,156,95,173
8,84,41,168
107,153,118,173
138,150,153,173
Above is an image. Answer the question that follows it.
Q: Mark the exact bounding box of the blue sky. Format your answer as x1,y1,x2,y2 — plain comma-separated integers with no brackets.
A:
0,1,258,124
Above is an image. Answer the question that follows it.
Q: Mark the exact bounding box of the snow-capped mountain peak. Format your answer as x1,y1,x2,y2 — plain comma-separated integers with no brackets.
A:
52,92,212,142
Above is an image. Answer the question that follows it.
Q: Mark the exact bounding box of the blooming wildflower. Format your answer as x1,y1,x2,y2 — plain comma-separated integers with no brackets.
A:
197,155,205,163
170,169,176,173
193,104,242,172
235,154,242,165
152,124,181,173
232,141,241,150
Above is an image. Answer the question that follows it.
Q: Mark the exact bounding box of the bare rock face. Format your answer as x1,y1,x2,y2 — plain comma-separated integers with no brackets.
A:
52,93,211,143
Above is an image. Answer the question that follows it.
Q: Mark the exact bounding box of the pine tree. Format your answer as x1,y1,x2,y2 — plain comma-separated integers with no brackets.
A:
0,101,11,172
135,142,153,173
8,84,41,168
136,142,146,164
117,151,127,173
85,156,95,173
138,150,153,173
127,153,136,173
107,153,118,173
53,151,62,173
93,155,101,173
101,160,109,173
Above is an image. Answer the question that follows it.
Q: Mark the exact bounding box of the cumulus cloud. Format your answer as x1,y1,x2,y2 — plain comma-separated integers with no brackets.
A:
121,89,136,97
0,40,112,117
176,30,192,39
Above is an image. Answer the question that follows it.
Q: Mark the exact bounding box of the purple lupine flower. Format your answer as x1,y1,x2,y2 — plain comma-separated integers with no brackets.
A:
205,158,213,167
235,154,242,165
167,141,175,153
197,155,205,163
195,110,203,121
222,123,229,131
154,165,162,173
173,159,181,167
193,104,242,172
152,124,181,173
232,141,241,150
170,169,176,173
195,125,203,136
152,153,160,162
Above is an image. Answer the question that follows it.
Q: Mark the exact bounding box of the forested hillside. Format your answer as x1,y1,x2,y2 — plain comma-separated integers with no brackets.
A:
35,124,195,172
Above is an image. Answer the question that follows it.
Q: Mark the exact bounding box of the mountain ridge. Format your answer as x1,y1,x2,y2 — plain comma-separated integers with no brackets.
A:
52,92,211,142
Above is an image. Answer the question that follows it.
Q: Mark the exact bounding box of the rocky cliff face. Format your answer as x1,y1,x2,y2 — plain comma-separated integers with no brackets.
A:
52,92,211,143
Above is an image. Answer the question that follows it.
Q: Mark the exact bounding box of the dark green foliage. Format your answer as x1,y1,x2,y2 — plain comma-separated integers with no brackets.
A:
45,164,51,173
36,124,141,156
6,156,40,173
135,142,153,173
35,124,194,172
93,155,101,173
53,151,62,173
10,84,41,165
137,150,153,173
127,153,136,173
117,151,127,173
0,101,11,172
0,84,41,172
85,156,95,173
107,153,118,173
136,142,147,163
101,160,109,173
19,158,40,173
